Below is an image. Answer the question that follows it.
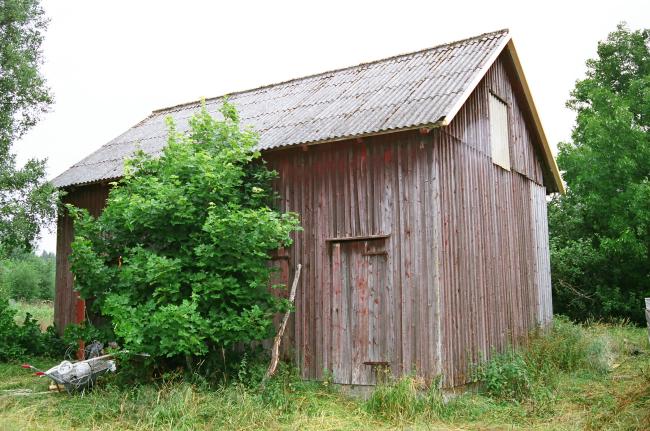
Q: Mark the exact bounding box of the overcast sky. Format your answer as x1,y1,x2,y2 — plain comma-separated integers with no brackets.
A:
12,0,650,253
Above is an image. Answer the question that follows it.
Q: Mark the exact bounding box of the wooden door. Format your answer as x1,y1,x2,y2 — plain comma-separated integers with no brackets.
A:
331,238,389,385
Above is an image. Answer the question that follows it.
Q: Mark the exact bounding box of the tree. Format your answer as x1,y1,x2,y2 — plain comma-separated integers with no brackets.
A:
0,0,56,257
0,250,55,300
69,102,300,368
549,24,650,323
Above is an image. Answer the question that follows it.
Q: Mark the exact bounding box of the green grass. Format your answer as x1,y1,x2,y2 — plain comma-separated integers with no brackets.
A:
1,320,648,431
11,300,54,330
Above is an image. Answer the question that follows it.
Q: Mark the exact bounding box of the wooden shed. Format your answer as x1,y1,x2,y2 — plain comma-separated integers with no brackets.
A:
52,29,563,388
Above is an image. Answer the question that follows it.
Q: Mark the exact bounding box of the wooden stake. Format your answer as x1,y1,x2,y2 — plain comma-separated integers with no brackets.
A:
263,264,302,383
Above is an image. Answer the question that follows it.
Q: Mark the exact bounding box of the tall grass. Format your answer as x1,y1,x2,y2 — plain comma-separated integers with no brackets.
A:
0,362,377,431
365,315,620,425
364,375,429,421
11,300,54,330
472,316,611,403
1,317,648,430
526,316,610,376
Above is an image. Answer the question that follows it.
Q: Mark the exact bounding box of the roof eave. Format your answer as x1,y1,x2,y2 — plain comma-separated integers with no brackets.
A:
260,121,445,154
504,40,565,194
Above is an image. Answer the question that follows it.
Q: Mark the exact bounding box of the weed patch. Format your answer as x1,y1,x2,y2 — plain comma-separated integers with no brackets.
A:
365,375,425,421
1,319,648,430
473,315,611,404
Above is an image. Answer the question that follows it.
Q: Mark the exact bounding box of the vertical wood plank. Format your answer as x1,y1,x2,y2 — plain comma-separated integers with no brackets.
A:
330,243,344,383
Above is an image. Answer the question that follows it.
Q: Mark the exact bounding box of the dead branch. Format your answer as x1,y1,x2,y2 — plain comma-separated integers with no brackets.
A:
263,263,302,384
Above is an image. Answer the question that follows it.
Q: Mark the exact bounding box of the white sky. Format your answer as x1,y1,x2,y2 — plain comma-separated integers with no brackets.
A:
12,0,650,253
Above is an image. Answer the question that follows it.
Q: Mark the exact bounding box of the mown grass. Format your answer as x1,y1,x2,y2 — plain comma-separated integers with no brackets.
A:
0,319,648,431
11,300,54,330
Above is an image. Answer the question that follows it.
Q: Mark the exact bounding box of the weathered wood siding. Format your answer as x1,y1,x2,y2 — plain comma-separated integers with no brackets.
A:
265,131,443,385
532,183,552,326
54,184,110,332
264,50,552,387
436,51,552,387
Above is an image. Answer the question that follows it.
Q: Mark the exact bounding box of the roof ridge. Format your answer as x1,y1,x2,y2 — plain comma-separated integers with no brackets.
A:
151,28,509,115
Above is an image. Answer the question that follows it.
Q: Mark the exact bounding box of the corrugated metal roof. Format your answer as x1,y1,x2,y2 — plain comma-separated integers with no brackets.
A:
53,29,510,188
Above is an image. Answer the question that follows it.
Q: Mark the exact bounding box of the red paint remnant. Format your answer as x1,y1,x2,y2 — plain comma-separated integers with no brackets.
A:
384,148,392,164
74,293,85,324
75,291,85,360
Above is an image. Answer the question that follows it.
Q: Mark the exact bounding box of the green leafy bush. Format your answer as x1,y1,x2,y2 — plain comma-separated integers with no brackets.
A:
62,322,115,352
0,297,65,360
68,101,300,370
476,349,533,401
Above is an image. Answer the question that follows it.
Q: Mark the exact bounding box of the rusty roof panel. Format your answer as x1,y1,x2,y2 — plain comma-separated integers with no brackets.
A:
52,29,509,188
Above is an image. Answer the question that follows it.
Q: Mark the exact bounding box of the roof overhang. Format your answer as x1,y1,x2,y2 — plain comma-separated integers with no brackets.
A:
51,30,564,194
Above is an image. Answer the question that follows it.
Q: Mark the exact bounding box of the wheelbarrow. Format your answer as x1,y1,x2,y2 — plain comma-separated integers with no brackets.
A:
22,353,117,394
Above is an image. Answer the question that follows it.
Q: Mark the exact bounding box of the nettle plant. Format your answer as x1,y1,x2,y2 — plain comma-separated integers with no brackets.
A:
68,102,300,366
